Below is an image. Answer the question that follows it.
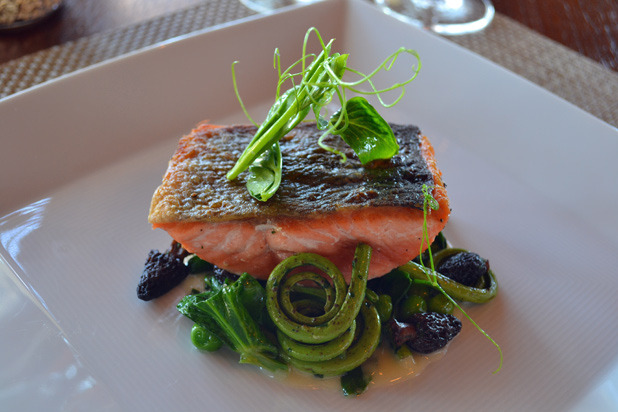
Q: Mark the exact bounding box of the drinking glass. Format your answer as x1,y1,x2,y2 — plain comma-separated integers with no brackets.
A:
374,0,494,35
239,0,317,14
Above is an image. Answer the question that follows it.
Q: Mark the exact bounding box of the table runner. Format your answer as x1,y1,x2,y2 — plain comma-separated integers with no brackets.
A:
1,0,616,128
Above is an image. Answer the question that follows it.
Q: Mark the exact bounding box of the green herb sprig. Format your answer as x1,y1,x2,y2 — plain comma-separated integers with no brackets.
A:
177,273,287,372
417,184,504,373
227,27,421,201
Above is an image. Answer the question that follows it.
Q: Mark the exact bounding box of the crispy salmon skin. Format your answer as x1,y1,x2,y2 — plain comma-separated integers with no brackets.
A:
149,122,449,280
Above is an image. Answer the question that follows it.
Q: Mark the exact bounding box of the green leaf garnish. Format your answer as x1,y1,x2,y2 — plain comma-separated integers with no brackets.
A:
228,27,421,201
246,142,282,202
331,96,399,164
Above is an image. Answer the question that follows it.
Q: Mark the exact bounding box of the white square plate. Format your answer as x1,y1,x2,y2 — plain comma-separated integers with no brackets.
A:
1,0,617,410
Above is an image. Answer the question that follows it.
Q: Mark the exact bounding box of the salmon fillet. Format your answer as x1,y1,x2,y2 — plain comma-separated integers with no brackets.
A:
149,122,449,280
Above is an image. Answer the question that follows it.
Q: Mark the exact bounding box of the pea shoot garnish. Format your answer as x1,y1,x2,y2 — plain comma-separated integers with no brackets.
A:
409,184,504,373
227,27,421,201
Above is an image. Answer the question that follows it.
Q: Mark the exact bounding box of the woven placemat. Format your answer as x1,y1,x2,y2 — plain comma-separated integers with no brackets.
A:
447,14,618,129
1,0,617,128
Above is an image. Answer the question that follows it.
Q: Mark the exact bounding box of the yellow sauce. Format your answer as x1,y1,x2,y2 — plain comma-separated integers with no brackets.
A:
268,344,446,392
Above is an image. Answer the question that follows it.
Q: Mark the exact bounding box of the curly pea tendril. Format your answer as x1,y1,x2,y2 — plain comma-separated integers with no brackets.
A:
266,243,381,376
412,184,503,373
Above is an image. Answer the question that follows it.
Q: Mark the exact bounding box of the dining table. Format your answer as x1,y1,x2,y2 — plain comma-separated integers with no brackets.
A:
0,0,617,127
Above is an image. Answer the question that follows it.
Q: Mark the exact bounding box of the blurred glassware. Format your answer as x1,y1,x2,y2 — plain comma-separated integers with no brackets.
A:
374,0,494,35
239,0,319,14
0,0,62,32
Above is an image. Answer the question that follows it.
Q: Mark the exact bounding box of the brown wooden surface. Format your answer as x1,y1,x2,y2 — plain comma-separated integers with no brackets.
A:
492,0,617,72
1,0,617,71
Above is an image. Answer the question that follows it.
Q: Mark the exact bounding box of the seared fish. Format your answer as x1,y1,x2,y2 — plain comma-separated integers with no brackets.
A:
149,122,449,280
